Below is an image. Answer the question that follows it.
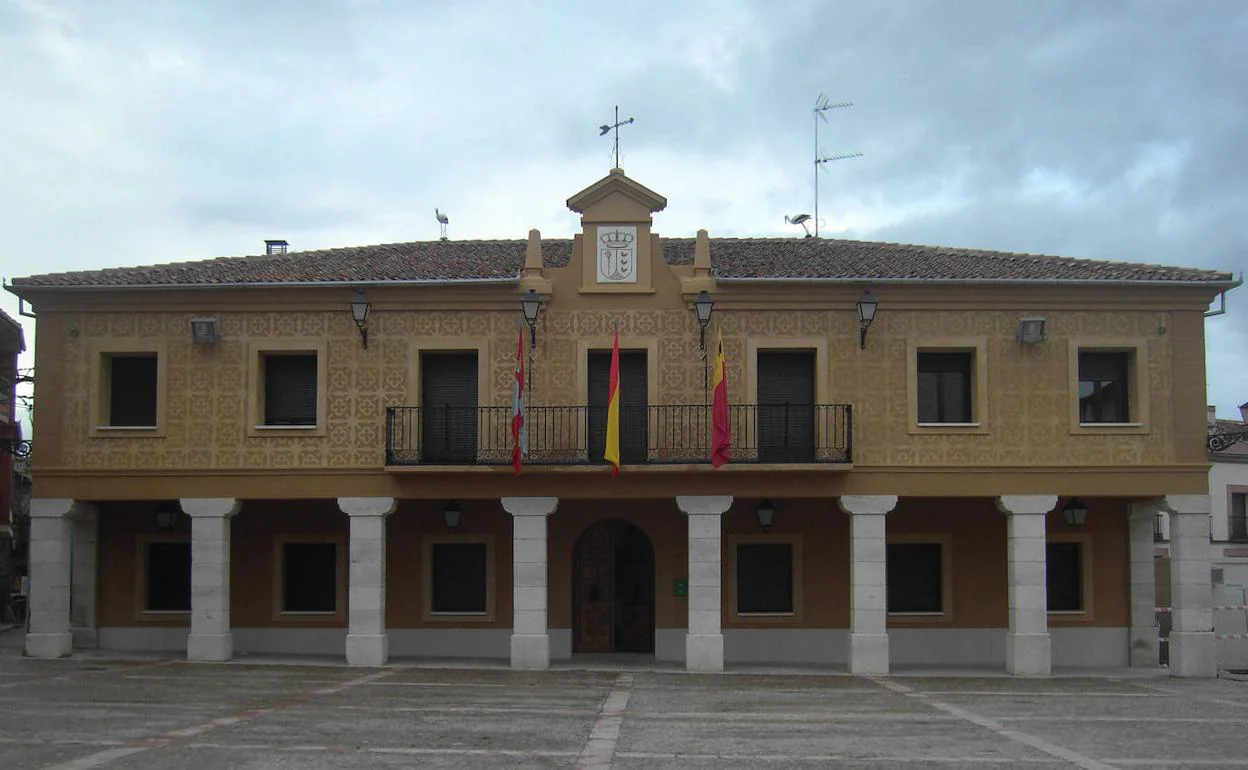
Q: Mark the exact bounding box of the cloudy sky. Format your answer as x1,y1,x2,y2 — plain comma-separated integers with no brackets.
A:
1,0,1245,422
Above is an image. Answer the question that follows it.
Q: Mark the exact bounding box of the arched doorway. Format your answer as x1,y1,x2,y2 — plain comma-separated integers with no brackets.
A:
572,519,655,654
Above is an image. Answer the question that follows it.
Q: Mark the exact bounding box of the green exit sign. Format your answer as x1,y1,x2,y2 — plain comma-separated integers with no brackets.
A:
674,579,688,597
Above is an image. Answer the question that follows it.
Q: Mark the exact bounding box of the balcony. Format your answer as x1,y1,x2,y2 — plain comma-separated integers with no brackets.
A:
385,404,852,468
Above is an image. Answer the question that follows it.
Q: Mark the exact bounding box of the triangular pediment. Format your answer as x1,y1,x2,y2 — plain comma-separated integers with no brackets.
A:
566,168,667,214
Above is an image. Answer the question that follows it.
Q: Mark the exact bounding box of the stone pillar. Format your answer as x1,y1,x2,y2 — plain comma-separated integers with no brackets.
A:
70,504,99,649
183,498,241,662
503,497,558,669
676,495,733,672
996,495,1057,676
1164,494,1215,678
1127,500,1161,667
837,495,898,675
25,499,76,658
340,497,397,666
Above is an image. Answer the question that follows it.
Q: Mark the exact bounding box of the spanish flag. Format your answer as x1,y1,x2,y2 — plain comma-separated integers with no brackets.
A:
604,327,621,476
511,328,526,477
710,325,731,468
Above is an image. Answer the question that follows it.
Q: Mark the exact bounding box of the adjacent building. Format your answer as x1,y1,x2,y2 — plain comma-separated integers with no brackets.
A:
7,168,1239,676
0,310,26,620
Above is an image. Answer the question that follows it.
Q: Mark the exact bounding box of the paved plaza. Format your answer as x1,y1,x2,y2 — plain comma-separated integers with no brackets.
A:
2,631,1248,769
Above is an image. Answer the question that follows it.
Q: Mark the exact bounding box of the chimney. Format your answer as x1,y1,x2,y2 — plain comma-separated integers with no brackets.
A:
265,239,289,255
1207,405,1217,426
1240,401,1248,423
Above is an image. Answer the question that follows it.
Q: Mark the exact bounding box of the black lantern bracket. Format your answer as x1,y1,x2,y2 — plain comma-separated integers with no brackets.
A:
521,289,544,351
1209,430,1248,454
350,289,372,349
1,438,31,458
856,290,878,350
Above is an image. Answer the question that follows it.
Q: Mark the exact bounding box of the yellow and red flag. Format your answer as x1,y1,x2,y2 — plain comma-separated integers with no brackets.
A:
604,326,621,476
710,325,731,468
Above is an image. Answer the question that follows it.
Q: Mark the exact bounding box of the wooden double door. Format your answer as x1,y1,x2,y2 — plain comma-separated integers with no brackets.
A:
573,520,655,654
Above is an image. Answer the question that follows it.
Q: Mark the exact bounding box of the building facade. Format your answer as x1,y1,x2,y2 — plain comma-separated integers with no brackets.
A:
1157,404,1248,668
0,310,26,621
8,169,1238,676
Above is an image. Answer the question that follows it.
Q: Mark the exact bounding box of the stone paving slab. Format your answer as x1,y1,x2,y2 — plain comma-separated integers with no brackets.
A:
4,636,1248,769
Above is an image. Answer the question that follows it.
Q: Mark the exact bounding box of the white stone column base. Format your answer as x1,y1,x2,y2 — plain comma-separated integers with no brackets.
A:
72,628,98,649
686,633,724,672
1169,631,1216,678
188,633,234,662
849,633,890,675
346,633,389,667
1130,635,1160,668
1006,632,1051,676
25,633,73,659
510,633,550,670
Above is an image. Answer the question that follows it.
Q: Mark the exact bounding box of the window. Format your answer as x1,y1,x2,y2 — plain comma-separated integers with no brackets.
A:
736,543,794,614
263,353,317,426
588,350,648,464
1078,351,1130,423
421,352,479,464
1231,493,1247,543
430,543,489,614
1047,542,1084,612
423,536,496,621
143,541,190,612
917,352,973,424
280,542,338,613
756,350,816,463
887,543,943,613
248,341,327,436
104,353,158,427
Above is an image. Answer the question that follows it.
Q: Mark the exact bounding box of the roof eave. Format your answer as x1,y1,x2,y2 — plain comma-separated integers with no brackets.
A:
715,276,1241,289
6,276,523,295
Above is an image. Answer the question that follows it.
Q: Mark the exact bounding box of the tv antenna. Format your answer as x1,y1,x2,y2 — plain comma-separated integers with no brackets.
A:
812,94,861,237
599,105,635,169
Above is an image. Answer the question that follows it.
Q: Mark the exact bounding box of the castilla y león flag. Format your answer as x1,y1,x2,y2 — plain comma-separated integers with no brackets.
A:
604,327,621,476
711,325,731,468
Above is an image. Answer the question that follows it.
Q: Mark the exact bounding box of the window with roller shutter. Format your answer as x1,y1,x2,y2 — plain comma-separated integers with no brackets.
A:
262,354,318,426
757,350,815,463
588,350,648,465
421,352,479,463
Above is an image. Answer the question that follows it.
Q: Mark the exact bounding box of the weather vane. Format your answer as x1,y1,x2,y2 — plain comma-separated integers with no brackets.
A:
599,105,635,169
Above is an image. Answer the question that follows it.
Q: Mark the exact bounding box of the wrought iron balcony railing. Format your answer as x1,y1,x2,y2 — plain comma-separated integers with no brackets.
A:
385,404,852,467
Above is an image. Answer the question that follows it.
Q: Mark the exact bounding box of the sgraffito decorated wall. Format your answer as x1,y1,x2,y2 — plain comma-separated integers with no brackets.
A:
35,297,1198,473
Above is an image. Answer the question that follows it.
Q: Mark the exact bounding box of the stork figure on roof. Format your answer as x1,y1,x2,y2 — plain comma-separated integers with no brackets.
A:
435,209,449,241
785,213,813,238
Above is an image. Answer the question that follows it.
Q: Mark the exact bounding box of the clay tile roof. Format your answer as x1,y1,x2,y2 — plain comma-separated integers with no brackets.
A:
697,238,1233,283
9,236,1233,289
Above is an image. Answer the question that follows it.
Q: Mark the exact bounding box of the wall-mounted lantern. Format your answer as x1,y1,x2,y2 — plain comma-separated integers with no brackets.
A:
350,289,372,349
856,290,878,350
443,499,463,530
154,501,182,531
693,290,715,351
756,499,776,531
1062,497,1088,526
521,289,543,351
